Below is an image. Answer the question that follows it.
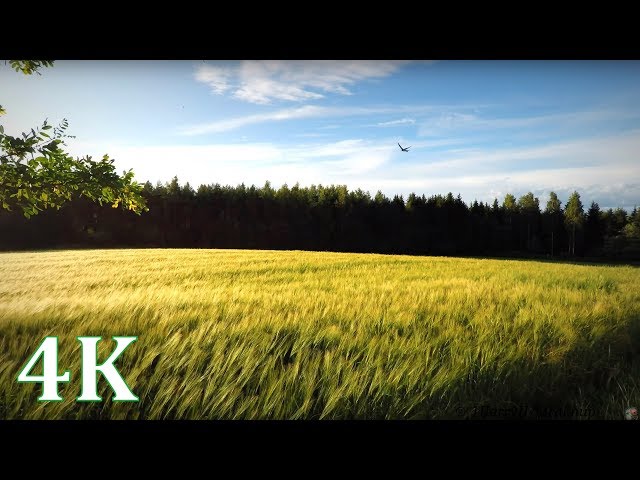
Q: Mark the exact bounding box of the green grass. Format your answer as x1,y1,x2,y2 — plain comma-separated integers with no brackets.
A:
1,248,639,419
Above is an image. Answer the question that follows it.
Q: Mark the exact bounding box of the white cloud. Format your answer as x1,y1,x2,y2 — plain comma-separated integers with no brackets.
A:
194,65,233,95
194,60,413,104
179,104,443,136
403,129,640,177
361,130,640,207
287,139,395,175
67,129,640,210
233,61,324,104
178,105,327,135
376,118,416,127
66,138,396,188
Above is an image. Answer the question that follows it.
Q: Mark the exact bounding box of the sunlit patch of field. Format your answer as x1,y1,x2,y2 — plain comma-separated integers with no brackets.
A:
1,249,639,419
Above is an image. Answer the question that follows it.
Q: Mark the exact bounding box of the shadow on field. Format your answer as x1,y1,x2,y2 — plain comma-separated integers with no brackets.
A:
458,254,640,269
416,312,640,420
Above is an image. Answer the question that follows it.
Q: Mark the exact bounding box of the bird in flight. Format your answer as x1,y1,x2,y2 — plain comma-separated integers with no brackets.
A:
398,143,411,152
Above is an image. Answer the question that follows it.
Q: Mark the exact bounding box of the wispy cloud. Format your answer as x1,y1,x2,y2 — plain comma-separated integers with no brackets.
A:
195,61,415,105
417,108,640,137
375,118,416,127
178,105,328,135
194,64,233,95
296,132,330,138
417,112,477,135
178,104,450,136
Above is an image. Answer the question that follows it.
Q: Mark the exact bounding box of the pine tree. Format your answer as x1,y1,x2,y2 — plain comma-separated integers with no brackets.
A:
517,192,540,250
564,191,584,256
503,193,517,226
585,201,604,252
545,192,562,256
624,206,640,239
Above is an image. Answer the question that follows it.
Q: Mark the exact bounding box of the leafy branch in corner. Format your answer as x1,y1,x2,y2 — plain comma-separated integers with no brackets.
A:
0,60,148,218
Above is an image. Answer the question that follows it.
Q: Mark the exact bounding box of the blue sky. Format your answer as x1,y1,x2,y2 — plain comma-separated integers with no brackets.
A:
2,60,640,210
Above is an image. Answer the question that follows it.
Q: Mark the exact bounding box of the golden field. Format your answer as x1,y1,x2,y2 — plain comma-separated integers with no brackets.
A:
1,249,639,419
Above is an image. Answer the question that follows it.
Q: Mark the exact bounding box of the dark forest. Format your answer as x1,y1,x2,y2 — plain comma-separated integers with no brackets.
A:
1,176,639,259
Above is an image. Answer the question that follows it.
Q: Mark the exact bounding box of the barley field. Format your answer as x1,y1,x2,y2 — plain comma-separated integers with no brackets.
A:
1,249,639,419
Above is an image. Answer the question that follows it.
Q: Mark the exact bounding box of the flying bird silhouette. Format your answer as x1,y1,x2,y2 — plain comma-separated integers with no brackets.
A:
398,143,411,152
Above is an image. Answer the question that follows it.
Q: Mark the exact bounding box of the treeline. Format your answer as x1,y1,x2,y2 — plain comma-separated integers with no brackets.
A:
1,177,639,259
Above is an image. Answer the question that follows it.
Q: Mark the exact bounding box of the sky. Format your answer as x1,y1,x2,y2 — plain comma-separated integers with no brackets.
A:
2,60,640,210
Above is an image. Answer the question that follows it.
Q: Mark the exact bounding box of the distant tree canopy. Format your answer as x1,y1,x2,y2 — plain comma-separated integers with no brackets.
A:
0,60,147,218
503,193,517,213
545,192,562,214
1,176,637,260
